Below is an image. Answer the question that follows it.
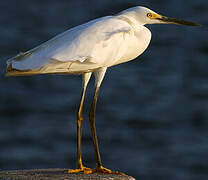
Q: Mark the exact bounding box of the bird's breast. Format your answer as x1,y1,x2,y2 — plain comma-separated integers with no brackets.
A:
113,25,152,66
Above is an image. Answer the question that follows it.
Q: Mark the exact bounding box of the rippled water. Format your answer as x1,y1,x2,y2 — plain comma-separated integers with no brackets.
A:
0,0,208,179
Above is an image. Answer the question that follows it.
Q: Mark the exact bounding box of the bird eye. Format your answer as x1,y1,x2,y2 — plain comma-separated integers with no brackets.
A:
147,13,153,18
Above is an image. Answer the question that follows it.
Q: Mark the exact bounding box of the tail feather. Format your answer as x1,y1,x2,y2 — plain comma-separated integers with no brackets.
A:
6,52,57,76
6,61,84,76
6,53,95,76
6,63,42,76
6,51,40,76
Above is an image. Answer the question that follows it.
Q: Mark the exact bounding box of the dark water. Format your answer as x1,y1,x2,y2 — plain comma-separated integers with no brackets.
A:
0,0,208,179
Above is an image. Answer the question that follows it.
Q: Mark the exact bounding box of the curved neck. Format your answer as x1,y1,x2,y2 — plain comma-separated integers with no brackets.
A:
115,13,146,28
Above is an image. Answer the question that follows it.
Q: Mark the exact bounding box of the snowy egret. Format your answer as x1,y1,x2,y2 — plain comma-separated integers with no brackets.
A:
6,6,199,175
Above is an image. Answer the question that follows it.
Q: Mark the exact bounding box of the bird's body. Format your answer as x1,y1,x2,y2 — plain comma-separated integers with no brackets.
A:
6,6,199,175
7,8,153,76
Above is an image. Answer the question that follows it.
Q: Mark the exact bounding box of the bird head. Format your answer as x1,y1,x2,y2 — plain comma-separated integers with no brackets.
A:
120,6,200,26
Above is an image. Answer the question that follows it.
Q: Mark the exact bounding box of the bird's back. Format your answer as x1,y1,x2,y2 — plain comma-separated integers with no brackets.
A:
6,16,132,76
6,11,151,76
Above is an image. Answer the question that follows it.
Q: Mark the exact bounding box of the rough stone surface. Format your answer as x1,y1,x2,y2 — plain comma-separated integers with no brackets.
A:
0,169,136,180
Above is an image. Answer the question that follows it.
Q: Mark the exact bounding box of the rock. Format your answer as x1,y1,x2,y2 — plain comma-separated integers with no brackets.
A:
0,168,136,180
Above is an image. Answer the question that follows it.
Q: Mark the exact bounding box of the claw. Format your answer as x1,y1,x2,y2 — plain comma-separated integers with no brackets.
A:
68,167,93,174
94,166,127,176
68,166,126,176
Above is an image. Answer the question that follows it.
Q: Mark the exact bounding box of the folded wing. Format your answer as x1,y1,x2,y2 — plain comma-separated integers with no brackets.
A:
6,16,132,75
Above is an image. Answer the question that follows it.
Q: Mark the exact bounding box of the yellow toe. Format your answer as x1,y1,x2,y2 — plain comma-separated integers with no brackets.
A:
68,167,93,174
95,166,127,176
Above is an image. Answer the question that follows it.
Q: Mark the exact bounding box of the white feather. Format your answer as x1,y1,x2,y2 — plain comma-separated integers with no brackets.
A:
9,16,133,71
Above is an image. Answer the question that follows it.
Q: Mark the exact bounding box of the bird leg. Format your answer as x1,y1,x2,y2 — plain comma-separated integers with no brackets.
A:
88,86,102,168
88,86,126,176
87,68,126,175
89,86,113,173
76,86,86,169
88,86,112,173
68,73,93,174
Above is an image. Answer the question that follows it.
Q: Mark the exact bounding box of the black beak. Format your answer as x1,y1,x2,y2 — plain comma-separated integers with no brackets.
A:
157,16,200,26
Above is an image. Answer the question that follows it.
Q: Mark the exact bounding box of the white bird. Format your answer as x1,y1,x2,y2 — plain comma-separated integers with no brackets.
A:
6,6,199,175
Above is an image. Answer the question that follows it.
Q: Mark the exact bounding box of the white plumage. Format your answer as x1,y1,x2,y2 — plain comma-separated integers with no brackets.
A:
6,7,156,75
6,6,199,175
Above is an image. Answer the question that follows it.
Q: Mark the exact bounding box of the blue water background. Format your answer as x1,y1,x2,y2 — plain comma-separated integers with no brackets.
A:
0,0,208,179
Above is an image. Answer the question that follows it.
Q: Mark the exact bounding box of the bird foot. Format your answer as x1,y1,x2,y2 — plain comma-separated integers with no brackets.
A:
93,166,127,176
68,167,93,174
68,166,126,176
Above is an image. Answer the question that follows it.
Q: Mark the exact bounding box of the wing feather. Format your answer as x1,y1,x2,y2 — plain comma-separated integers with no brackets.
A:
7,16,132,72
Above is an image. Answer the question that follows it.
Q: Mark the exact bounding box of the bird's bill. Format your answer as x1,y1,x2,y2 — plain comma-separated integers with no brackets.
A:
156,15,200,26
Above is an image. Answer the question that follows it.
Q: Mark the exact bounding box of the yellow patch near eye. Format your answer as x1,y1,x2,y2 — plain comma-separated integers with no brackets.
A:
147,13,162,19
